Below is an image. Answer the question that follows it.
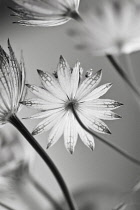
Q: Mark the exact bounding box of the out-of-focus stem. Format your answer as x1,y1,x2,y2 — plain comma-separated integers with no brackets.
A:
9,114,77,210
0,202,16,210
106,54,140,104
28,173,64,210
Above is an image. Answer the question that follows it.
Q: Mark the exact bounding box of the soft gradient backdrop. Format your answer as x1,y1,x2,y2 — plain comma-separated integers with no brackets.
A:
0,0,140,209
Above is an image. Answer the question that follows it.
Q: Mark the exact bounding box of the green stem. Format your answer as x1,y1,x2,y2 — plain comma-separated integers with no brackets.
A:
71,105,140,167
106,54,140,104
9,114,77,210
0,202,16,210
28,173,64,210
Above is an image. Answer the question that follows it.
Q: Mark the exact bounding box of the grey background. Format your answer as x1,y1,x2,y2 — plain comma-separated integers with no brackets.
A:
0,0,140,209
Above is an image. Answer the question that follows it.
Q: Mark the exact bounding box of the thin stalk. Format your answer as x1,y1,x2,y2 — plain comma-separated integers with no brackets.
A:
28,173,64,210
71,105,140,167
106,54,140,104
119,54,138,88
0,202,16,210
9,114,77,210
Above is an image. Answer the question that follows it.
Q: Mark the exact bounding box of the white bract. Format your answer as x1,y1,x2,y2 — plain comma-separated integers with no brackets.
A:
22,56,122,154
72,0,140,55
11,0,80,26
0,40,26,126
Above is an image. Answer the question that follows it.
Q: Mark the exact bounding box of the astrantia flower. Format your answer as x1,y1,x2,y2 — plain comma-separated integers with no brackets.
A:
0,40,26,126
10,0,81,27
22,56,122,154
70,0,140,55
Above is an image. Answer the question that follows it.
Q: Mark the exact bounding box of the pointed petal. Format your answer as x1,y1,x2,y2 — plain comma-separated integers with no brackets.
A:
81,109,121,120
82,83,112,101
70,61,81,98
13,18,70,27
47,112,68,149
8,39,21,107
76,69,102,101
77,122,95,151
32,109,65,135
64,112,78,154
37,69,67,101
77,110,111,134
57,56,71,97
24,108,64,119
26,84,63,103
21,98,63,110
80,99,123,110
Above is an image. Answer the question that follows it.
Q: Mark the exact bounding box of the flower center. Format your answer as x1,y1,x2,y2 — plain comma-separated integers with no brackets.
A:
65,99,78,111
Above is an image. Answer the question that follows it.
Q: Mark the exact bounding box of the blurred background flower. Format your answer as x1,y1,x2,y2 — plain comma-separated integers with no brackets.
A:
69,0,140,55
9,0,81,27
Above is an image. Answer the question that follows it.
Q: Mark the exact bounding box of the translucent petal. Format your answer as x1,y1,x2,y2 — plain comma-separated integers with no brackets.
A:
79,108,121,120
64,111,78,154
47,112,68,149
37,69,67,101
76,69,102,101
24,107,64,119
57,56,72,97
70,61,81,98
32,109,65,135
14,17,70,27
8,39,21,108
76,122,95,150
81,83,112,102
79,99,123,111
21,98,63,110
77,110,111,134
26,84,63,103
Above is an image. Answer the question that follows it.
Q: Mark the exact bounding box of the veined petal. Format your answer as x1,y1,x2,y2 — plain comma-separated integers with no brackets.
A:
26,84,63,103
79,107,121,120
64,111,78,154
47,112,68,149
32,109,65,135
76,122,95,151
37,69,67,101
82,83,112,102
70,61,81,98
79,99,123,110
76,69,102,101
21,98,63,110
24,107,64,119
77,110,111,134
57,56,71,97
14,17,70,27
8,39,21,108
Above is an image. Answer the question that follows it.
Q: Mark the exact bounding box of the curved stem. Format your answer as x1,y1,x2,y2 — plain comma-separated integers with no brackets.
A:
0,202,16,210
28,173,64,210
9,114,77,210
106,54,140,104
71,105,140,167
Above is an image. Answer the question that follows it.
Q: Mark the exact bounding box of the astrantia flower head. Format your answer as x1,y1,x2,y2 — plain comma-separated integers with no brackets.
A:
0,40,26,125
22,56,122,154
70,0,140,55
10,0,81,26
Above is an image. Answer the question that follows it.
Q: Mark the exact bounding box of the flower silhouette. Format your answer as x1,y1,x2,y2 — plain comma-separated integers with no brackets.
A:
22,56,122,154
10,0,81,26
0,40,26,126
